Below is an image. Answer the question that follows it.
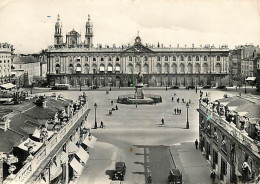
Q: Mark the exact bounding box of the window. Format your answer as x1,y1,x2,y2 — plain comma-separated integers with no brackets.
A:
173,56,176,61
108,57,112,61
217,56,220,61
157,56,161,61
196,56,199,61
101,58,104,61
129,56,132,61
116,57,120,61
180,56,184,61
144,56,148,61
165,56,168,61
188,56,191,61
93,58,96,62
204,56,207,61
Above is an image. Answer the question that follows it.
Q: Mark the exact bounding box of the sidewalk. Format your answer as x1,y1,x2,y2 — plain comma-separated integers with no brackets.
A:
170,142,220,184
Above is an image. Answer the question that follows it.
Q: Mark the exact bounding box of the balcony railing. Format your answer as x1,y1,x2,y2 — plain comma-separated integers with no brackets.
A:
4,104,88,184
199,102,260,157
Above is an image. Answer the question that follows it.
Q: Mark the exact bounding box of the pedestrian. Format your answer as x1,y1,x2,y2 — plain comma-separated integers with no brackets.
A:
136,103,138,108
210,169,216,184
161,118,164,125
177,108,179,115
179,108,181,114
100,121,104,128
172,97,174,102
195,139,198,149
189,99,191,104
111,100,113,105
206,92,208,96
174,108,176,114
110,87,112,91
116,105,118,110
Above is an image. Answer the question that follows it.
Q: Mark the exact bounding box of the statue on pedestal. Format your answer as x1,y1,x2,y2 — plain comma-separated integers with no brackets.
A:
137,72,143,84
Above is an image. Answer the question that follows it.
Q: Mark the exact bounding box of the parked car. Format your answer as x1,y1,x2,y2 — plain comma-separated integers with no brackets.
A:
202,85,211,89
216,85,227,91
113,162,126,181
170,86,180,89
186,85,195,90
168,169,182,184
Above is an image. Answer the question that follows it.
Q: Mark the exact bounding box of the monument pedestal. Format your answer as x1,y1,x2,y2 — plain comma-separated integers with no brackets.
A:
135,83,144,99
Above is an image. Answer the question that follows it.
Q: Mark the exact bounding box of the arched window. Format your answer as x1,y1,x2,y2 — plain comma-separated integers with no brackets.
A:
116,57,120,61
115,63,120,72
172,64,177,73
144,64,149,74
180,63,185,73
195,63,200,73
215,63,221,73
144,56,148,62
85,56,88,61
108,57,112,61
55,64,60,74
196,56,200,61
85,64,89,73
129,56,132,61
188,56,191,61
173,56,176,61
217,56,220,61
203,63,208,73
180,56,184,61
69,63,74,74
164,63,169,73
157,56,161,61
136,63,141,73
187,63,193,73
204,56,207,61
165,56,168,61
101,57,104,61
156,63,162,73
128,63,133,73
93,57,96,62
92,64,97,74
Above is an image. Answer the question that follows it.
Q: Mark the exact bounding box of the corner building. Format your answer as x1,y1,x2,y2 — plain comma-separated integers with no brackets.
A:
47,15,230,87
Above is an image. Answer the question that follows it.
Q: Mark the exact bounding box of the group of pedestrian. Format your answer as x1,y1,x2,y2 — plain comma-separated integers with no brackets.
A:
174,108,182,115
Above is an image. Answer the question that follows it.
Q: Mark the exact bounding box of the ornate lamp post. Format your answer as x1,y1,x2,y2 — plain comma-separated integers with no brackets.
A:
94,103,97,129
186,103,190,129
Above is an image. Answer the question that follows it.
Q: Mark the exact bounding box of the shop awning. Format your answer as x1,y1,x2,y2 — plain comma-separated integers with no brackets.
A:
70,157,84,175
50,163,62,181
60,151,68,164
67,141,78,155
0,83,16,90
76,67,82,72
246,77,256,81
99,66,105,72
76,146,89,164
18,138,43,153
115,66,120,71
107,66,113,72
82,135,97,148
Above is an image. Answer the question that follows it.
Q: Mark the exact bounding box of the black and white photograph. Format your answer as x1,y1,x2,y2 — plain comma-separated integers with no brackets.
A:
0,0,260,183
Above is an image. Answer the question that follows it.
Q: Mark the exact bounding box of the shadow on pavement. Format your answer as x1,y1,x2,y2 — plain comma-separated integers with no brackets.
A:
134,161,144,165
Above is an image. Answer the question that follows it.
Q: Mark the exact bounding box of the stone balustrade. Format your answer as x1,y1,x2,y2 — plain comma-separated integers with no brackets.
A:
3,104,88,184
199,102,260,157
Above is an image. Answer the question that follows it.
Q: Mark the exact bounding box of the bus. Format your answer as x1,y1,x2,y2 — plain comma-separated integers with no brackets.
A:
51,84,70,90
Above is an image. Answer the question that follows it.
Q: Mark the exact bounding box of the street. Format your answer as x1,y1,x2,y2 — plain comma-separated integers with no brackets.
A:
38,88,239,183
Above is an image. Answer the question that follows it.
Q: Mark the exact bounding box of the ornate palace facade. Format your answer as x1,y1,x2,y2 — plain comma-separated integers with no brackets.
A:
47,15,230,87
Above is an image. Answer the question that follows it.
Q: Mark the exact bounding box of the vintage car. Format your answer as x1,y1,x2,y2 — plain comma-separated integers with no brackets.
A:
113,162,126,181
216,85,227,91
168,169,182,184
186,85,195,90
202,85,211,89
170,86,180,89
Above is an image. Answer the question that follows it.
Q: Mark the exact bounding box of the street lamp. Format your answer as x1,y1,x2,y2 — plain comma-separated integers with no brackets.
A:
244,76,247,94
94,103,97,129
186,103,189,129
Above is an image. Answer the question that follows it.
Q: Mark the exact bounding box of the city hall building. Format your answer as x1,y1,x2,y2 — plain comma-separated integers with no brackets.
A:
46,15,230,87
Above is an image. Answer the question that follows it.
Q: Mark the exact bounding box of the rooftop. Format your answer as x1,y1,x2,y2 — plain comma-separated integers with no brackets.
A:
13,56,39,64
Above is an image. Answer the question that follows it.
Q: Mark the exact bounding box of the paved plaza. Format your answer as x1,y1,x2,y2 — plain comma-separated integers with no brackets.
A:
40,88,237,183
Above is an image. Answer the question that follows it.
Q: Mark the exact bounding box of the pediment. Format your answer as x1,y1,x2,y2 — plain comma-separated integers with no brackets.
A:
122,43,154,54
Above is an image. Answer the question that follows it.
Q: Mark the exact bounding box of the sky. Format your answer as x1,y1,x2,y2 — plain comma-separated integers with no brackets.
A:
0,0,260,54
